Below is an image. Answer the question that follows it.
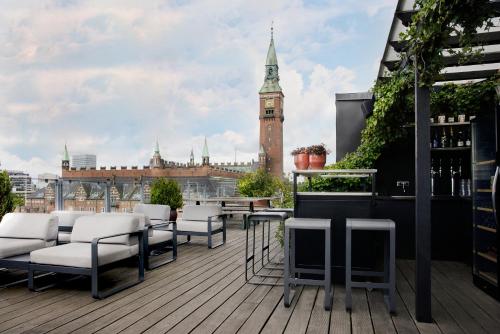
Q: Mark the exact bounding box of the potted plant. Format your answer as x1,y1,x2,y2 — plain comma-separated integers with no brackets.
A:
150,178,183,221
291,147,309,170
307,144,330,169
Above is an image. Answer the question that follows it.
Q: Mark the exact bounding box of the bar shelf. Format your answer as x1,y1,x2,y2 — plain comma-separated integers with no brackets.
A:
479,271,498,285
477,225,497,233
476,207,494,213
477,251,498,263
430,147,471,152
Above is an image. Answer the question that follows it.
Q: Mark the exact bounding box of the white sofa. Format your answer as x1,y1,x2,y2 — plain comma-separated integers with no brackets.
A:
176,205,226,248
0,213,58,271
51,210,94,244
133,204,177,269
29,214,144,299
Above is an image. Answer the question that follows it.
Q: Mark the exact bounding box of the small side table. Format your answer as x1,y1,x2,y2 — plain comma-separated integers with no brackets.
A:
345,218,396,313
246,211,290,286
284,218,332,310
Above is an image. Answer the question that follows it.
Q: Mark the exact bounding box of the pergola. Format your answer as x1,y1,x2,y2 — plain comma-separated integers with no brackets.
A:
378,0,500,322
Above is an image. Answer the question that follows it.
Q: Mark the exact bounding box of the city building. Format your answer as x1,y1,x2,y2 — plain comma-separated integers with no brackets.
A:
7,170,35,197
258,26,284,177
70,153,97,169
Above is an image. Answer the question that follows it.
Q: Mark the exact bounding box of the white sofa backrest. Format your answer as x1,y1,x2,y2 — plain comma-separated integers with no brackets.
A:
182,205,222,221
0,213,58,241
133,204,170,223
98,212,150,229
71,215,140,245
51,210,94,227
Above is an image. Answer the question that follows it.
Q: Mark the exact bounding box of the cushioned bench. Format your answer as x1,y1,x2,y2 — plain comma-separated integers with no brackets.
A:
51,210,94,244
29,214,144,299
176,205,226,248
133,204,177,269
0,213,58,272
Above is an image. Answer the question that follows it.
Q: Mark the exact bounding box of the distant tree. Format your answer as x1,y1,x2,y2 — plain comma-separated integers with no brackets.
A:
150,178,183,210
237,169,279,197
0,171,15,220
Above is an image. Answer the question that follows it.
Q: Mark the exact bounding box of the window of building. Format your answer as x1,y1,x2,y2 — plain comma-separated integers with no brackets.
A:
265,109,274,116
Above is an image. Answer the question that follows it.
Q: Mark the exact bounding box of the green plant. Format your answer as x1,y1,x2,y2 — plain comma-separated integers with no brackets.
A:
237,169,281,197
291,147,308,156
150,178,183,210
0,171,16,221
307,144,330,155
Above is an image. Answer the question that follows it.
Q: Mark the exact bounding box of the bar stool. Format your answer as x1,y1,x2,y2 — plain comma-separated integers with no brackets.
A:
284,218,332,310
345,218,395,313
245,211,289,286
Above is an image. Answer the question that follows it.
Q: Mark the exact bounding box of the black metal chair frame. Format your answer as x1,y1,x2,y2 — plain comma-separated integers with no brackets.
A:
177,214,227,249
28,230,145,299
57,225,73,245
0,237,58,288
143,221,177,270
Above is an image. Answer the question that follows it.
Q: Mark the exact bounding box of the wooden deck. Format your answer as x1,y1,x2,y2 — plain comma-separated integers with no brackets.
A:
0,224,499,334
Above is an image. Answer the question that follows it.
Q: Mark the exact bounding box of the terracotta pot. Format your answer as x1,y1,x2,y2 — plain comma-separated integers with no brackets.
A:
309,154,326,169
170,209,178,222
293,153,310,170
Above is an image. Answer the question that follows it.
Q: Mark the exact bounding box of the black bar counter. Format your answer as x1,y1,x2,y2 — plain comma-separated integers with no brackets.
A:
294,192,472,282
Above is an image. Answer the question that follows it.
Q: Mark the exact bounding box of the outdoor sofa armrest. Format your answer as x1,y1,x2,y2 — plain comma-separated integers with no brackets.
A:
91,230,145,268
207,214,228,219
150,221,176,230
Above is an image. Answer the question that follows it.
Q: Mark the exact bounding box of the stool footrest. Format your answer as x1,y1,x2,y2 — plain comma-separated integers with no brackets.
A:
352,270,385,277
289,278,328,287
351,281,390,289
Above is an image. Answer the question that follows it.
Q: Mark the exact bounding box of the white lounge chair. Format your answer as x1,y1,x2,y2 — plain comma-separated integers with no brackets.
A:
29,214,144,299
0,213,58,272
51,210,94,244
176,205,226,248
133,204,177,269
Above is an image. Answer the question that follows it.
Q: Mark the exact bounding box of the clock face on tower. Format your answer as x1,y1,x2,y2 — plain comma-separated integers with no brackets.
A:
265,99,274,108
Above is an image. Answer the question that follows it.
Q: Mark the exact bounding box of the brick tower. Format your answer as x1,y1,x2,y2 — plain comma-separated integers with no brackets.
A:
259,26,284,178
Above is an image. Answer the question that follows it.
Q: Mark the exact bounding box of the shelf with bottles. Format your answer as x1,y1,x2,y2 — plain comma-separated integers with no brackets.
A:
476,250,498,263
478,271,498,285
431,125,471,150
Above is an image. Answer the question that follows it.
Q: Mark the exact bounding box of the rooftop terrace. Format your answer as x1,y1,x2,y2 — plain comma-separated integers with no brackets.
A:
1,223,498,334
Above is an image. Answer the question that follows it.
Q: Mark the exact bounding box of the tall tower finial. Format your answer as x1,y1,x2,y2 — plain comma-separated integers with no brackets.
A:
271,21,274,40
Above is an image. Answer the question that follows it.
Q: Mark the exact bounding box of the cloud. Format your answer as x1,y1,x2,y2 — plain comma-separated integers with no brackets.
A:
0,0,396,177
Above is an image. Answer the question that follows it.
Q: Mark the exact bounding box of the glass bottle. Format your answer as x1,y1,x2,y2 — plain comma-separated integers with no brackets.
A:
457,130,464,147
440,128,448,148
449,127,455,147
465,128,471,147
432,131,440,148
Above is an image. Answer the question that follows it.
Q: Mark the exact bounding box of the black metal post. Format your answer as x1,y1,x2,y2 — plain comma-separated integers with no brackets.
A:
415,67,432,322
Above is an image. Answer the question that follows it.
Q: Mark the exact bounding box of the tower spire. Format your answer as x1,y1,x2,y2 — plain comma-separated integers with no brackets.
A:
202,137,210,166
260,25,282,93
155,138,160,154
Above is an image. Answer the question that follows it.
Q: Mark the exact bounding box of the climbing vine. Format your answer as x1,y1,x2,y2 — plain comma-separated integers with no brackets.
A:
309,0,498,192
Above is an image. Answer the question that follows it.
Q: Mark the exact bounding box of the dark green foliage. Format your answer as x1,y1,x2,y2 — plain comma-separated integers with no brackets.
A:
150,178,183,210
0,171,15,221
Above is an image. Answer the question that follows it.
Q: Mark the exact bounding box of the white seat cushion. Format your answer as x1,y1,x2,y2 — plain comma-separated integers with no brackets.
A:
30,243,136,268
0,238,47,258
0,213,58,242
51,211,94,227
181,205,222,222
58,232,71,243
149,230,173,245
71,215,140,245
176,219,223,233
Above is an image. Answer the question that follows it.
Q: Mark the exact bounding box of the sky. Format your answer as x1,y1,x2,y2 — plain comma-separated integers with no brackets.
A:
0,0,396,178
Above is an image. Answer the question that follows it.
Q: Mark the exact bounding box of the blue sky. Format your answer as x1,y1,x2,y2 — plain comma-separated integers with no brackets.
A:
0,0,396,177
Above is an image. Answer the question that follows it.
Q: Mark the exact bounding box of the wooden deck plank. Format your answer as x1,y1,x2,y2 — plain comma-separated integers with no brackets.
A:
306,288,331,334
284,286,317,334
389,288,419,334
366,290,396,334
394,265,443,334
260,287,303,334
350,289,374,334
329,285,351,334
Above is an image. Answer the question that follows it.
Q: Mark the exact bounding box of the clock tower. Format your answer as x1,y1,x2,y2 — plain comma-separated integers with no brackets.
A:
259,26,284,178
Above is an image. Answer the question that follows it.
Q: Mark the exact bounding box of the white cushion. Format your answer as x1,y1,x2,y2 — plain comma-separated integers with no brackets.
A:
58,232,71,243
0,238,47,258
0,213,58,242
98,212,150,229
30,243,136,268
133,204,170,225
51,211,94,227
71,215,140,245
176,219,223,233
149,230,173,245
181,205,222,222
